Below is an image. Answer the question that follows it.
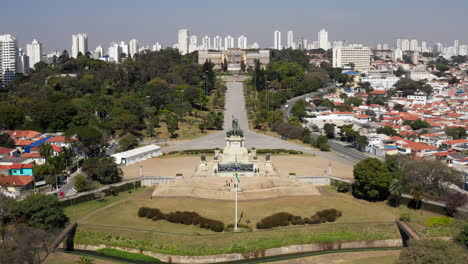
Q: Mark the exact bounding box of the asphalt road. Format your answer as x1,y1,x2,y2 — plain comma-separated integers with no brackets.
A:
281,83,333,121
162,81,356,165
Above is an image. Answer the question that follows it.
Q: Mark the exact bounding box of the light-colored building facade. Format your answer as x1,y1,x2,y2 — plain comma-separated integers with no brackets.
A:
152,42,162,51
198,49,270,70
189,35,198,53
71,33,88,58
202,36,210,50
318,29,329,50
287,31,294,49
213,35,222,50
129,39,139,58
17,48,30,74
332,45,371,71
26,39,42,69
225,35,234,50
177,29,189,55
0,34,18,86
108,43,121,63
237,35,247,49
274,30,281,50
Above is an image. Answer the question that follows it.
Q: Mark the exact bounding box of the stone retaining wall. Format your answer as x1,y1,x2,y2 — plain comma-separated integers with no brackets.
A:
73,238,402,263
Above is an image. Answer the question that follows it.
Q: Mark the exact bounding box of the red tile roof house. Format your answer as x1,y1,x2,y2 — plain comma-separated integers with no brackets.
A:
7,130,41,139
418,133,452,147
0,175,34,195
45,136,77,148
0,147,19,158
20,153,46,165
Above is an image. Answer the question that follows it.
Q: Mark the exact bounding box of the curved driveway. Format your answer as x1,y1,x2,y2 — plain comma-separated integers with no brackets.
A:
162,82,356,165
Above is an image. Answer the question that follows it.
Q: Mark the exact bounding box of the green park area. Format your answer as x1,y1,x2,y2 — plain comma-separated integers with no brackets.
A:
63,185,457,256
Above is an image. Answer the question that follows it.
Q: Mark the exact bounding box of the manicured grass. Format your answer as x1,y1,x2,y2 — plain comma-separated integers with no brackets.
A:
74,195,401,255
407,217,466,237
341,254,399,264
64,187,148,222
96,248,159,262
44,252,120,264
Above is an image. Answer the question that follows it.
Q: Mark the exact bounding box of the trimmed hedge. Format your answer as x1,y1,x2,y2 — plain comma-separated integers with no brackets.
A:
138,207,224,232
256,209,342,229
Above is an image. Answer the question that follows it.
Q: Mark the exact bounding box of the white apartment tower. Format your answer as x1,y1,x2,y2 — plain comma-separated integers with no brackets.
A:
237,35,247,49
0,34,18,86
189,36,198,53
108,43,122,63
17,48,30,75
225,36,234,50
274,30,282,50
152,42,162,51
318,29,329,50
129,39,139,58
213,36,222,50
202,36,210,50
26,39,42,69
333,45,371,71
178,29,189,55
287,31,294,49
409,39,418,51
71,33,88,58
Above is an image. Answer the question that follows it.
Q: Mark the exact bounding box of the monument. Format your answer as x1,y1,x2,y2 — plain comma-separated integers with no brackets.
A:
194,117,276,177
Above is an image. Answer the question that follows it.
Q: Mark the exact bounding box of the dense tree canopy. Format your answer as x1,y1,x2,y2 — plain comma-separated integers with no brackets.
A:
353,158,392,200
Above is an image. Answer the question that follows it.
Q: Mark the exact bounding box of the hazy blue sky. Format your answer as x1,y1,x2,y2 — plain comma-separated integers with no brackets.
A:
2,0,467,52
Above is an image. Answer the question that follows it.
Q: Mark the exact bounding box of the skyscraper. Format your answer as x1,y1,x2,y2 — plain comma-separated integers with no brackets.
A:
120,41,129,57
274,30,282,50
189,36,198,53
26,39,42,69
178,29,189,55
129,39,139,58
225,35,234,50
318,29,329,50
287,31,294,49
202,36,210,50
237,35,247,49
17,48,30,75
0,34,18,86
108,42,121,63
71,33,88,58
152,42,162,51
297,37,304,50
409,39,418,51
213,36,222,50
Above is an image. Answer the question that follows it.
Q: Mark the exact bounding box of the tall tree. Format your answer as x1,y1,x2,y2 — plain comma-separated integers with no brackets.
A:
353,158,392,200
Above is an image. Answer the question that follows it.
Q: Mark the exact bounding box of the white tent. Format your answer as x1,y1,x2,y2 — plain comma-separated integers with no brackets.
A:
111,144,162,166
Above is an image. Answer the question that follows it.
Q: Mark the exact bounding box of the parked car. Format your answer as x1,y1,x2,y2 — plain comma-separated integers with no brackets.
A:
58,191,65,198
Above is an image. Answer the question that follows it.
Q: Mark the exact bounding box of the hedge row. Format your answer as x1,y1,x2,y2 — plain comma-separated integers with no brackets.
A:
138,207,224,232
256,209,342,229
256,149,303,155
167,149,218,155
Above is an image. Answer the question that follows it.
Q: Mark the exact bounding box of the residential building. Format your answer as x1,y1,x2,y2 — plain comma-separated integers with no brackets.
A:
129,39,139,58
202,36,210,50
237,35,247,49
120,41,129,57
189,35,198,53
178,29,189,55
409,39,418,51
318,29,329,50
396,38,410,51
287,31,294,49
383,44,389,50
26,39,42,69
225,35,234,50
0,34,18,86
108,43,121,63
17,49,30,74
71,33,88,58
274,30,281,50
332,45,371,71
213,35,222,50
152,42,162,51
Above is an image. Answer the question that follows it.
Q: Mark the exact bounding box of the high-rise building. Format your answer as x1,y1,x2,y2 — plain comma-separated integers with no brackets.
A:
383,44,389,50
393,49,403,60
71,33,88,58
274,30,282,50
213,36,222,50
237,35,247,49
332,45,371,71
26,39,42,69
434,43,443,53
108,43,121,63
0,34,18,86
376,43,382,50
189,35,198,53
287,31,294,49
152,42,162,51
297,37,304,50
395,38,410,51
454,40,459,55
119,41,129,57
459,45,467,56
17,48,30,75
178,29,189,55
202,36,210,50
225,35,234,50
129,39,139,58
318,29,329,50
409,39,418,51
91,45,103,59
421,41,428,52
249,42,260,49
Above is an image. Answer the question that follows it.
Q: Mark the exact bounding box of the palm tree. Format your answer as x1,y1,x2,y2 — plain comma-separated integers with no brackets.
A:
76,256,95,264
389,177,403,207
39,143,53,159
410,185,425,210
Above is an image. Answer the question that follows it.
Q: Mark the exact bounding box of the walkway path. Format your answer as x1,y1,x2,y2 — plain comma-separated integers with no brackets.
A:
162,81,356,165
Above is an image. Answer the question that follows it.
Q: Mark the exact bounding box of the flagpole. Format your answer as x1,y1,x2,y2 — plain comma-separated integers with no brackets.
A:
235,181,238,231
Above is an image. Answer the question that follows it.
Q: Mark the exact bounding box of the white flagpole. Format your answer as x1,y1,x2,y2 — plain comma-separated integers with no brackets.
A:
235,182,238,231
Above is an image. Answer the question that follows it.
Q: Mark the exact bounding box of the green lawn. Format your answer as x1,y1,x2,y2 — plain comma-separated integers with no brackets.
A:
64,187,148,222
74,195,401,255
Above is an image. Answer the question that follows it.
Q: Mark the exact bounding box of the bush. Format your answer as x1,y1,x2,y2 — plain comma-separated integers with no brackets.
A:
97,248,159,262
446,192,468,216
334,181,350,192
74,173,89,192
316,209,342,222
256,212,296,229
398,239,468,264
425,217,452,227
137,207,150,218
308,215,322,224
319,143,330,151
455,224,468,248
399,213,411,222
